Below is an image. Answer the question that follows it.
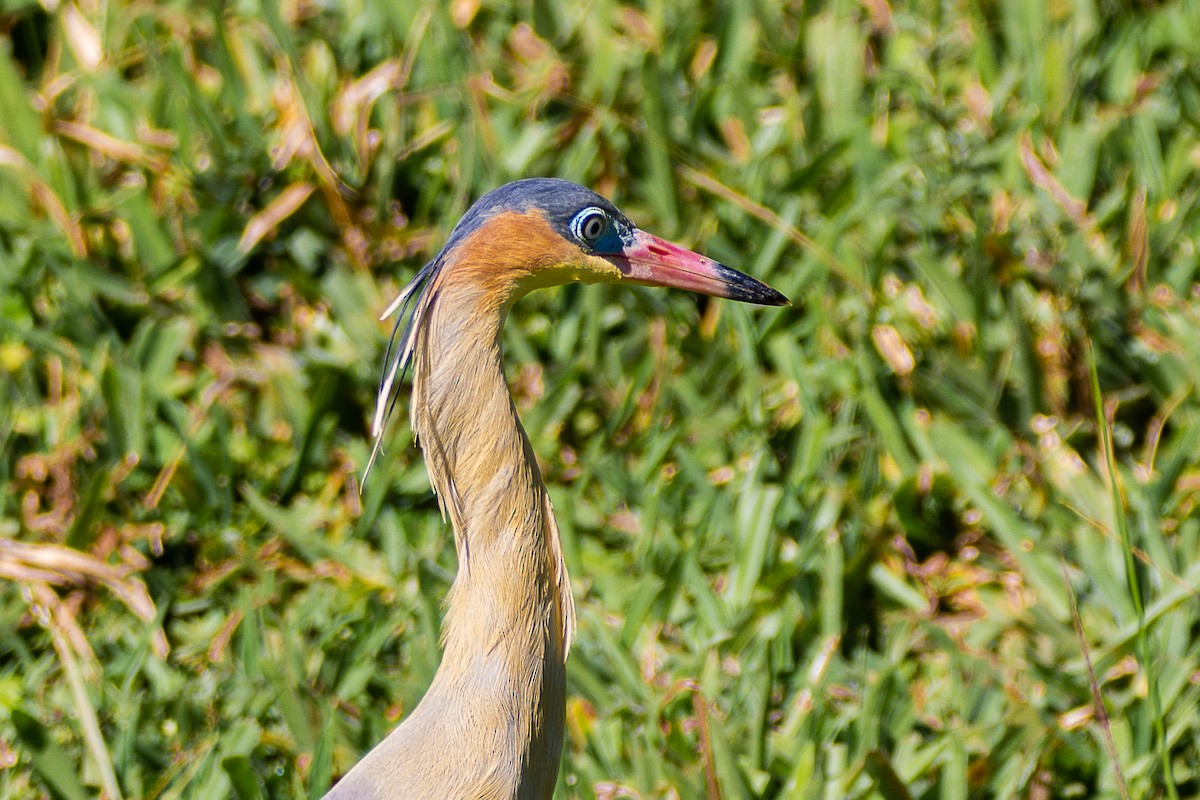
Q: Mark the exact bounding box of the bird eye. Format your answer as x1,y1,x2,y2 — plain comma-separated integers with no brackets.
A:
572,208,608,244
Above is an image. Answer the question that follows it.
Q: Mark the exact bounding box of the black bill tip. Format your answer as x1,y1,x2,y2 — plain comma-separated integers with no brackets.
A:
714,262,790,307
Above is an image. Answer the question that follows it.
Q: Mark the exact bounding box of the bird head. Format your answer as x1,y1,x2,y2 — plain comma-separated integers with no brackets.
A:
367,179,788,472
423,177,790,307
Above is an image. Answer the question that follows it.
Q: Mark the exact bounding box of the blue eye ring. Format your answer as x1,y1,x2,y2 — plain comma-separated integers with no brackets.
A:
571,207,609,243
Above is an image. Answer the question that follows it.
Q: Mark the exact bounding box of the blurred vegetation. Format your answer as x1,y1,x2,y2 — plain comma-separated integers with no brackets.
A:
2,0,1199,798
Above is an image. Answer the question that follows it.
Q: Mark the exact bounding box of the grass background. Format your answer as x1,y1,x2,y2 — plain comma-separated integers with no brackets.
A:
2,0,1199,798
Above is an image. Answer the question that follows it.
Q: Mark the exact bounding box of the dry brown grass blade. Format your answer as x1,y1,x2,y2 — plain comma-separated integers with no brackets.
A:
237,181,315,254
26,583,124,800
269,66,368,267
0,144,89,257
1018,134,1088,226
692,690,722,800
333,60,405,152
1018,133,1112,260
332,7,430,167
60,3,103,71
0,538,168,658
1125,186,1148,295
54,120,168,170
26,580,98,668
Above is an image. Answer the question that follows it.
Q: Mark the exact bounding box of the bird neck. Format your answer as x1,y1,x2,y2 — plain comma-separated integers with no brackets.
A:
407,272,575,789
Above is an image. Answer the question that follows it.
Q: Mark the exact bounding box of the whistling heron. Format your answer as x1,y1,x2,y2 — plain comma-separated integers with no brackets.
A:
326,179,787,799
